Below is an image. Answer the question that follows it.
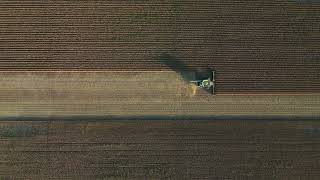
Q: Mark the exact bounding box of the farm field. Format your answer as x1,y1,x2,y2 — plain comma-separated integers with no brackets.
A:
0,0,319,179
0,120,319,179
0,0,319,93
0,71,319,118
0,71,319,179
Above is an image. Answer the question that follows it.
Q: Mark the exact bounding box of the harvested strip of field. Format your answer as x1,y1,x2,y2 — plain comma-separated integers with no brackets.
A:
0,71,319,118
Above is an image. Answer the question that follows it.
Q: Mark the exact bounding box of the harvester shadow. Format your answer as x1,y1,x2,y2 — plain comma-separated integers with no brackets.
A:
159,53,194,82
159,53,214,94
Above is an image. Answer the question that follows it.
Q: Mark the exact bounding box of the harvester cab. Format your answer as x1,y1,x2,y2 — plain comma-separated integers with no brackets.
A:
190,71,215,95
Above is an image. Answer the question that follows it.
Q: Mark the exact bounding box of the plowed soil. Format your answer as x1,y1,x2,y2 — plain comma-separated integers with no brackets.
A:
0,1,319,93
0,1,319,179
0,120,319,180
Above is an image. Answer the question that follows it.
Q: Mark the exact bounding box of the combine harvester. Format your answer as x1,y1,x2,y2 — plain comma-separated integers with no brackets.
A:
189,71,215,95
159,53,215,95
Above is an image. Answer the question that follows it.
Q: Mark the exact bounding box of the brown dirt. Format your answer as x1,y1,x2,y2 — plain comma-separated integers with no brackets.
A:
0,1,319,179
0,120,319,180
0,1,319,93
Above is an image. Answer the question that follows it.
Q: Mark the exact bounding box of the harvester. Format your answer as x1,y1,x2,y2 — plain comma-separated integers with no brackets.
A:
190,71,215,95
159,53,215,95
